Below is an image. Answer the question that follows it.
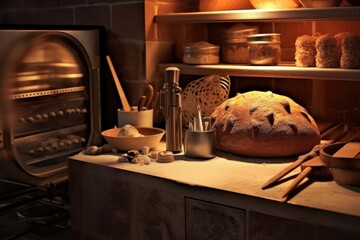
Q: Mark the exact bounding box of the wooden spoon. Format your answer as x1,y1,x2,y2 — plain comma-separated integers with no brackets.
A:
106,55,131,112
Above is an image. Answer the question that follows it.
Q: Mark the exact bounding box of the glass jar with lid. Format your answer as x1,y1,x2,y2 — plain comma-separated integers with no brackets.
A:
222,24,258,64
183,41,220,64
247,33,281,66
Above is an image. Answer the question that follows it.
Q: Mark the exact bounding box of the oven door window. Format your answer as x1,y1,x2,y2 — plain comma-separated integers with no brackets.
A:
5,33,91,177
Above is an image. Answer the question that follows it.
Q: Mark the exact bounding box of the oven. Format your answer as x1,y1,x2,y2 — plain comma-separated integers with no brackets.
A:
0,26,104,187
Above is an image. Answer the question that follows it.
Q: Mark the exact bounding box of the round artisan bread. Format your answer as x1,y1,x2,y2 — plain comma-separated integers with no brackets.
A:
210,91,320,158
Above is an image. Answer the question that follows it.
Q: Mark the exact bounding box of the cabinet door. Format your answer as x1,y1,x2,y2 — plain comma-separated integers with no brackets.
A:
186,198,246,240
136,186,184,240
248,211,314,240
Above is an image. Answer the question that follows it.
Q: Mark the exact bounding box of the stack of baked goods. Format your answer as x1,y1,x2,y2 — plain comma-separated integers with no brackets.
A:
210,91,320,158
295,34,318,67
336,33,360,69
295,33,360,69
315,34,340,68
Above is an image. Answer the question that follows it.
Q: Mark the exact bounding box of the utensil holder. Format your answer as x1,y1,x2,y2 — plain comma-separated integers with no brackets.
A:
184,129,216,159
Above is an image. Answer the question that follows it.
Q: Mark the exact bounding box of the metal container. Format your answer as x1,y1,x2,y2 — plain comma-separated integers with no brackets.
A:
222,24,258,64
247,33,281,66
183,41,220,64
184,129,216,159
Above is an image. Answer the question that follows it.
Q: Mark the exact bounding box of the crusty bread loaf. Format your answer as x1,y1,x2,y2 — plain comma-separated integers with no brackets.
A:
210,91,320,158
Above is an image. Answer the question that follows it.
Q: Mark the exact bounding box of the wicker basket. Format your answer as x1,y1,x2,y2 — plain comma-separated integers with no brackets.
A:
182,75,230,125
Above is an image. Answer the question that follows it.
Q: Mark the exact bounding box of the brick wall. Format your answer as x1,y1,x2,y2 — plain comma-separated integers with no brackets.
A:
0,0,198,127
0,0,359,126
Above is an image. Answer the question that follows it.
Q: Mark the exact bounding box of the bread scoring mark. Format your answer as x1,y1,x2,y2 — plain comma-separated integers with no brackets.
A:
287,121,298,134
223,115,234,132
300,111,312,123
251,123,261,133
280,100,291,114
250,120,262,139
265,112,274,126
249,104,259,114
225,102,232,110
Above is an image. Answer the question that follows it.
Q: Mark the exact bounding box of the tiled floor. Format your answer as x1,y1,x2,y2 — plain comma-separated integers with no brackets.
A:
15,220,73,240
0,179,72,239
0,206,73,239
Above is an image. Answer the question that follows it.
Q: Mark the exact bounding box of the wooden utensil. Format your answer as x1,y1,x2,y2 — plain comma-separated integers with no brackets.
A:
262,150,318,189
300,156,332,180
282,156,331,200
106,55,131,112
262,124,349,189
149,92,159,110
137,95,147,111
145,84,154,109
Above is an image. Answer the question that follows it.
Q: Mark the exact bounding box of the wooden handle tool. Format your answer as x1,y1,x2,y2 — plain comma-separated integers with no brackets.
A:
261,151,317,189
282,166,312,201
106,55,131,112
262,124,350,190
149,91,159,110
137,95,147,111
196,105,204,131
282,156,331,201
145,84,154,109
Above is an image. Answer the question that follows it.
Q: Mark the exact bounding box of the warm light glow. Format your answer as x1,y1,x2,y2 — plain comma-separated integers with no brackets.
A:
250,0,300,9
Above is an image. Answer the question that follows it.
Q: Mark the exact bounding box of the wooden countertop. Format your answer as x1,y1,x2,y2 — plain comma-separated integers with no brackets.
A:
69,142,360,218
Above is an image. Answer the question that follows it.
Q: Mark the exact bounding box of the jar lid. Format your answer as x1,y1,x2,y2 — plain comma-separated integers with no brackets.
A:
183,41,220,54
223,24,259,42
247,33,281,44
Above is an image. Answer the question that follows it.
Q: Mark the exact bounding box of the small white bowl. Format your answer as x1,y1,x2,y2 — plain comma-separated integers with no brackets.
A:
101,127,165,151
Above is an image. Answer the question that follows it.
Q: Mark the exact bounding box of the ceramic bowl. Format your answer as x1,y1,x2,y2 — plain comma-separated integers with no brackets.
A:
101,127,165,151
250,0,301,9
299,0,343,8
320,142,360,187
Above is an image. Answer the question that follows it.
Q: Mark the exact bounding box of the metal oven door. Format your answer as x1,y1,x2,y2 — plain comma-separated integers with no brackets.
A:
0,28,103,186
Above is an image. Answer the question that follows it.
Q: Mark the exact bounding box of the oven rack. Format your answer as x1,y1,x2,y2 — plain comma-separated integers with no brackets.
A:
9,86,86,100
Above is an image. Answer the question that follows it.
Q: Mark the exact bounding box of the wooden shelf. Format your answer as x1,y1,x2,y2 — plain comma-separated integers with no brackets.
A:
158,63,360,81
156,7,360,81
155,7,360,23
